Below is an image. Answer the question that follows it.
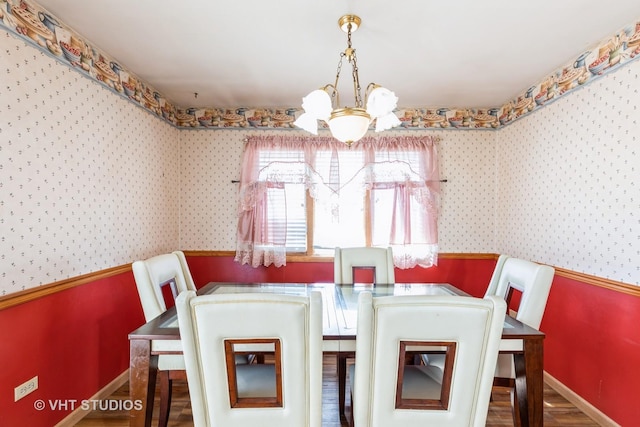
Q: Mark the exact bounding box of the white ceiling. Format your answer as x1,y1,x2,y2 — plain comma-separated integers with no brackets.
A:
33,0,640,110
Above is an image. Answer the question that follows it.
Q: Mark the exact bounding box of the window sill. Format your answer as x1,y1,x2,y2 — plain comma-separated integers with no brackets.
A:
286,253,335,262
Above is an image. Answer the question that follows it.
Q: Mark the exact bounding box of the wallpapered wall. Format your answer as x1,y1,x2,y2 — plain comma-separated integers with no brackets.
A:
2,24,639,297
495,60,640,285
162,58,640,287
0,32,181,295
178,128,498,254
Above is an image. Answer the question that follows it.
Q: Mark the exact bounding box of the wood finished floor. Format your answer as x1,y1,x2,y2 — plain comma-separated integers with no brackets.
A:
75,355,599,426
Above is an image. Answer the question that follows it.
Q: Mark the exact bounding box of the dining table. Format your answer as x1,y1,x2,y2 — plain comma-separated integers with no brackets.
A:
128,282,545,427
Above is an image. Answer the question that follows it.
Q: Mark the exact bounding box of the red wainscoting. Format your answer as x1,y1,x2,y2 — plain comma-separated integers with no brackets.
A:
0,272,144,427
540,274,640,426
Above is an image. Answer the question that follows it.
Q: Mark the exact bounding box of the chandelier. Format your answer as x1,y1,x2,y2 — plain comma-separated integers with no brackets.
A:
294,15,401,146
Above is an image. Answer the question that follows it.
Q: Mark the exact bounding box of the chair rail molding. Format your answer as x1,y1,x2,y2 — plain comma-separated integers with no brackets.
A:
2,253,638,311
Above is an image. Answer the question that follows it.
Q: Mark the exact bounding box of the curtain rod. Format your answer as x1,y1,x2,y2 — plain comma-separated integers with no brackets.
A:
242,136,443,143
232,179,447,183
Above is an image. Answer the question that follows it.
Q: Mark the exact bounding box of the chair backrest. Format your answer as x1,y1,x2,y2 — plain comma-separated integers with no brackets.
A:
352,292,506,427
132,251,197,321
484,254,510,298
334,247,395,285
484,255,555,329
176,290,323,427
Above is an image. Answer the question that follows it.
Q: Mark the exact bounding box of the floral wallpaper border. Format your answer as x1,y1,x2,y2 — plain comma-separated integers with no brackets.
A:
2,0,640,131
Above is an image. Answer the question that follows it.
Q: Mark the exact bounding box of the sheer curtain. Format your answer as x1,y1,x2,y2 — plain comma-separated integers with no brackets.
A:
234,135,441,268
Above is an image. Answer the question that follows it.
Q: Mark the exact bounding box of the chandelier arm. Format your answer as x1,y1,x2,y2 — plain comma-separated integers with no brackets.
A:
322,84,338,110
364,83,380,104
322,84,337,94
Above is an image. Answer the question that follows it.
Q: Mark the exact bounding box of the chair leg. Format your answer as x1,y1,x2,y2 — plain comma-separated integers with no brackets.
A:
158,371,172,427
349,391,354,427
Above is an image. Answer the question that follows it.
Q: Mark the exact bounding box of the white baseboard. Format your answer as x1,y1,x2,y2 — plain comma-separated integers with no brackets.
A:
544,371,620,427
54,370,129,427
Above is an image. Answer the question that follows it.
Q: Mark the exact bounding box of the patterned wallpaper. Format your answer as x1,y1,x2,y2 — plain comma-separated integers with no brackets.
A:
437,131,497,253
179,130,246,250
0,32,181,295
2,18,640,297
495,60,640,285
178,128,498,254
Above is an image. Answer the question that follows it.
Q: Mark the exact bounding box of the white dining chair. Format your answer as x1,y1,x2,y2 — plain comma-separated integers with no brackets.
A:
334,247,395,285
350,292,506,427
422,255,554,425
484,255,555,331
176,290,324,427
131,251,196,427
334,246,396,417
132,251,249,427
484,255,555,424
133,251,196,319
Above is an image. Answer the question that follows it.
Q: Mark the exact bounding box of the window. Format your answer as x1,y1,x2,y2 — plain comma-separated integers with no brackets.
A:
312,149,367,250
235,135,441,269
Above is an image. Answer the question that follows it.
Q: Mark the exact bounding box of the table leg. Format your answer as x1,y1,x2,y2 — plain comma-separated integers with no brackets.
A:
514,338,544,427
129,339,158,427
338,353,348,419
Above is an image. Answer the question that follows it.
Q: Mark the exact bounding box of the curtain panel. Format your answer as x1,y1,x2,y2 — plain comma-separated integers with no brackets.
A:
235,135,441,268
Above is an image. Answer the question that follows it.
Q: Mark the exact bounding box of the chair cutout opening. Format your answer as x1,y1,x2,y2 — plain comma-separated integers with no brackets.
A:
224,338,283,408
396,340,456,410
159,278,178,309
505,282,523,316
352,266,376,284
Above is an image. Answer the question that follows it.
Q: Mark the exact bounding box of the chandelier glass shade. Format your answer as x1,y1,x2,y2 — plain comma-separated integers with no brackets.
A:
294,15,401,146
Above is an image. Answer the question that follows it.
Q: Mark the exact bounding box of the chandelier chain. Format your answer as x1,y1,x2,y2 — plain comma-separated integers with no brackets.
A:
333,52,345,107
330,21,363,109
346,22,364,108
351,50,363,108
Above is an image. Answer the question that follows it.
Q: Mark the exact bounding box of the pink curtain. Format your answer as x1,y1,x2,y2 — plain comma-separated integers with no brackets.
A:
234,135,440,268
235,181,287,267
